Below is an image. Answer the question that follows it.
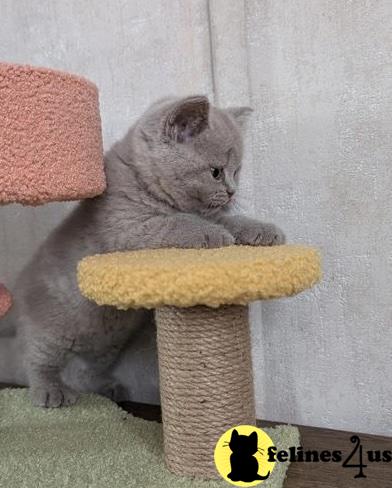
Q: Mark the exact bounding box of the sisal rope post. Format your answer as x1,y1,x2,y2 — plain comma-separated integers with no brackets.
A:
156,305,256,478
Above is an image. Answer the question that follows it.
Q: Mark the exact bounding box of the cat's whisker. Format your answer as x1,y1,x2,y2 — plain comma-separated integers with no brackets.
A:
231,199,248,212
230,199,245,212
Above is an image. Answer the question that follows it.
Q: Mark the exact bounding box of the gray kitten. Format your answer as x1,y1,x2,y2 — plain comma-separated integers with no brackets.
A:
3,95,285,408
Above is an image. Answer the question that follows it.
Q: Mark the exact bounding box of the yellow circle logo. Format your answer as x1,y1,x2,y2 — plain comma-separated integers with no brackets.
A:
214,425,276,486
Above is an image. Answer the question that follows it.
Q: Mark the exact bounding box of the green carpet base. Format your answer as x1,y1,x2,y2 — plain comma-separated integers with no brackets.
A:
0,389,299,487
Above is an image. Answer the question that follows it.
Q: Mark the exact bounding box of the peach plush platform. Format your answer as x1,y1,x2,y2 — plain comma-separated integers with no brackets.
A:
77,245,321,309
0,284,12,319
0,63,106,205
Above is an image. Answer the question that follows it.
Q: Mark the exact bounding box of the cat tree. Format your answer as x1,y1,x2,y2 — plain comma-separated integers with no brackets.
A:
78,245,321,478
1,61,321,480
0,62,106,315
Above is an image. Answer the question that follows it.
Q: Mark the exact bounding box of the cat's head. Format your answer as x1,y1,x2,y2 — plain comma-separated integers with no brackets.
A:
118,95,252,215
229,429,258,455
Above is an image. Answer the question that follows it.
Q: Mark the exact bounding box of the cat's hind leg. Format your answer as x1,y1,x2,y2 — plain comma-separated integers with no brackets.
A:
67,308,153,402
64,348,129,402
26,336,79,408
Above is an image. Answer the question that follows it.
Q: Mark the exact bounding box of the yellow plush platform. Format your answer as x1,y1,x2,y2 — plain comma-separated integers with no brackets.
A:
77,245,321,309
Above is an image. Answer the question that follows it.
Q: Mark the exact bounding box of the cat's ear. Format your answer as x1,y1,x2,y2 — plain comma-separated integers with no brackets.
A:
249,431,258,447
231,429,239,441
163,96,209,143
226,106,253,130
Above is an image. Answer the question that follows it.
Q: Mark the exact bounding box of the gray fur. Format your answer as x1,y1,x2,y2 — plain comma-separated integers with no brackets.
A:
2,95,285,407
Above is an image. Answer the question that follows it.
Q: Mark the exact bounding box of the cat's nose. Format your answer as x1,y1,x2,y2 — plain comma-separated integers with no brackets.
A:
227,189,235,198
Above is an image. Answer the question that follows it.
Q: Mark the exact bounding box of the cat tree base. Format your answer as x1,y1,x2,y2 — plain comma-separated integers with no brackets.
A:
156,305,255,478
77,245,321,480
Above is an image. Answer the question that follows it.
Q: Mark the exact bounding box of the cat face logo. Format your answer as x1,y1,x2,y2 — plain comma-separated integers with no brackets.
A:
214,425,276,486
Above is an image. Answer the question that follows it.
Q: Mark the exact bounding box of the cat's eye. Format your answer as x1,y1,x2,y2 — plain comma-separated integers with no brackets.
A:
211,167,223,180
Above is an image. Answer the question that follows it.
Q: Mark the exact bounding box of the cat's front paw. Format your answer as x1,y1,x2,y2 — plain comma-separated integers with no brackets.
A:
173,225,235,249
30,384,79,408
202,226,235,248
235,222,286,246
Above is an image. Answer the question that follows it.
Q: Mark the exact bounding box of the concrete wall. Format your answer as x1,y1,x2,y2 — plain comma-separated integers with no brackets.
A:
244,0,392,435
0,0,391,434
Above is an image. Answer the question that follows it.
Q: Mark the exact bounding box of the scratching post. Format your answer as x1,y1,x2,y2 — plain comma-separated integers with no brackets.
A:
78,245,321,479
156,305,254,477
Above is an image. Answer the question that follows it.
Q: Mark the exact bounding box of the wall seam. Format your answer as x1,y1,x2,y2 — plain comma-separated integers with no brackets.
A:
206,0,217,103
239,0,265,399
